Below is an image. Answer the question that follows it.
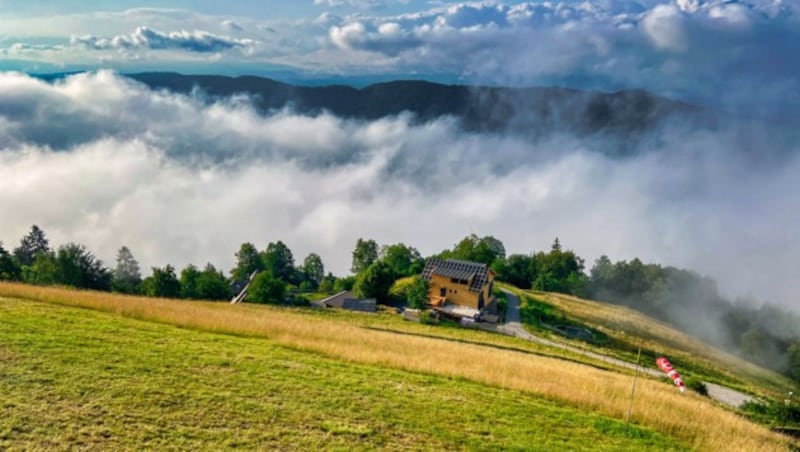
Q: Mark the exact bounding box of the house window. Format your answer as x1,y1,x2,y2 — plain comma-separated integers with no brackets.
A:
440,287,446,297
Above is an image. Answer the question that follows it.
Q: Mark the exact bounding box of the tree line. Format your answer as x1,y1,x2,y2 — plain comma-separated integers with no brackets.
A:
2,226,799,382
0,225,426,306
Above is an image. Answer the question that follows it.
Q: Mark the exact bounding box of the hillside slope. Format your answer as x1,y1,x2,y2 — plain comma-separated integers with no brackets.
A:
2,298,682,450
504,285,796,398
0,282,791,450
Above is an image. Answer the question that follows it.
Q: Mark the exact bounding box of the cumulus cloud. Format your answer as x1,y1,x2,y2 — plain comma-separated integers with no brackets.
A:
72,26,256,53
0,42,65,56
642,4,687,50
0,71,799,310
323,1,800,116
2,1,797,118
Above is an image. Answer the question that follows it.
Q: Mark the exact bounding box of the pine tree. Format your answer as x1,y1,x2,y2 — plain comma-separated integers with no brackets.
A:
14,225,50,267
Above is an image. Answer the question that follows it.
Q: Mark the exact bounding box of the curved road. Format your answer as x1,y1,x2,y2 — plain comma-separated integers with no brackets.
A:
498,289,754,408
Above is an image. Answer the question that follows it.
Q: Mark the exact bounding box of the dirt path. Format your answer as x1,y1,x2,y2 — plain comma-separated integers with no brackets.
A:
499,289,754,408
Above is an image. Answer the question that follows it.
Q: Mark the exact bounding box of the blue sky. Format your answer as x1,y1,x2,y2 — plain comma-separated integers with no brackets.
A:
0,0,798,109
0,1,508,19
0,0,800,115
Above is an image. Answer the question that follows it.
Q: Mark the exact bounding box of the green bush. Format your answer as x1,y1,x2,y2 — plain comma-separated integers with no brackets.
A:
742,399,800,426
420,310,440,325
333,276,356,293
405,276,430,310
685,377,708,396
288,294,310,307
247,272,286,304
298,281,314,293
353,261,394,302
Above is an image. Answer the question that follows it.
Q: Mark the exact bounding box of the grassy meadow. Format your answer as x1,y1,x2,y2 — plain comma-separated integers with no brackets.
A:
1,297,685,450
0,282,794,450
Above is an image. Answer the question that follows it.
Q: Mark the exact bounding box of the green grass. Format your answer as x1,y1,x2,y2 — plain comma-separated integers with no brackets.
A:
0,297,687,450
519,295,609,345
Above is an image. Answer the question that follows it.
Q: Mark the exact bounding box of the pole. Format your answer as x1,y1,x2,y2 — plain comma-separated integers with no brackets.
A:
626,341,643,433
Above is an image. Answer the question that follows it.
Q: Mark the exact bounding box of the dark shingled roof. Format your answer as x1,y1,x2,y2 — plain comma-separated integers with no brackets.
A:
421,258,490,293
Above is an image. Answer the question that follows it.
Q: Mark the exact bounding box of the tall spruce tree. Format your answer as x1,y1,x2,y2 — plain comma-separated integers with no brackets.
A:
14,225,50,267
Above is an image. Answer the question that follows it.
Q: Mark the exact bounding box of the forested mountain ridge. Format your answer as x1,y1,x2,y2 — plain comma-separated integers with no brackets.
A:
126,72,703,144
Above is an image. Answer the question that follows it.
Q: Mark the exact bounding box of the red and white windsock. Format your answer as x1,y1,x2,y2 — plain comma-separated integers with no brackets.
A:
656,356,685,393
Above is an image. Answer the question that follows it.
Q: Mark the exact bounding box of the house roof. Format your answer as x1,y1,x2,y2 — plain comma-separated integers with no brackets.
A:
319,291,376,312
421,258,491,293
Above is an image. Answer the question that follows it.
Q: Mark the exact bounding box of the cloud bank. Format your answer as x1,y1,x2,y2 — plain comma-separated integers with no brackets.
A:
0,1,797,117
323,0,800,114
72,26,257,53
0,71,799,310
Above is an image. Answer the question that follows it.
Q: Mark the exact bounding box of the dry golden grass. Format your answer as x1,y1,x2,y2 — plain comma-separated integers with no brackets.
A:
527,289,794,396
0,282,791,451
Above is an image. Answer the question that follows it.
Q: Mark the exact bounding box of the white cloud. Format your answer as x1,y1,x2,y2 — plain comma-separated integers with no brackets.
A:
313,1,800,115
0,2,797,117
0,71,799,310
708,3,752,27
329,22,368,50
72,26,257,53
642,4,687,50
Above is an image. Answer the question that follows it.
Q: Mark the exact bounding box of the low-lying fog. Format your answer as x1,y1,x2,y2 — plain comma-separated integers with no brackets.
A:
1,71,798,309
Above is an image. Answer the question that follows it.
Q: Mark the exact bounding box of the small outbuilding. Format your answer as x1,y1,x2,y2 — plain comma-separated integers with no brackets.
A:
316,291,376,313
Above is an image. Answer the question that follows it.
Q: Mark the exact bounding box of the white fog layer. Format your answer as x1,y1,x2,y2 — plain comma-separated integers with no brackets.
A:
1,71,798,307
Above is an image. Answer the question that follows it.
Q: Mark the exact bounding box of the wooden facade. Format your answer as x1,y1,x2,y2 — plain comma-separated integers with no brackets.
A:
421,259,495,310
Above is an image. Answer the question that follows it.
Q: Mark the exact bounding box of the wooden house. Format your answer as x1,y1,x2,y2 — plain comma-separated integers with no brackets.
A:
421,258,495,311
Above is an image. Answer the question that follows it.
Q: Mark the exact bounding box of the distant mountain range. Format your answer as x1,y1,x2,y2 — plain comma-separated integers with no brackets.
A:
125,73,703,150
30,71,705,155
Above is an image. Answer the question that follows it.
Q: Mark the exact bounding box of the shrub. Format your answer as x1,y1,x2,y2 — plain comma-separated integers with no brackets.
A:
742,399,800,426
353,261,394,302
405,276,429,310
420,310,440,325
685,377,708,396
333,276,356,293
247,272,286,304
298,281,314,293
288,294,310,307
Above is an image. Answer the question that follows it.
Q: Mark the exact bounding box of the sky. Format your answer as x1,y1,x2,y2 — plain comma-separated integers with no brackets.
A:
0,1,799,309
0,0,798,109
